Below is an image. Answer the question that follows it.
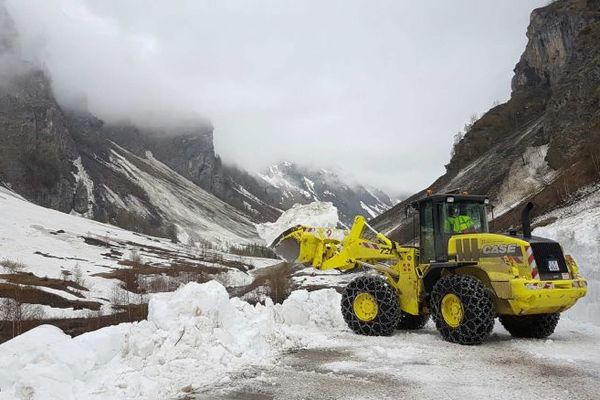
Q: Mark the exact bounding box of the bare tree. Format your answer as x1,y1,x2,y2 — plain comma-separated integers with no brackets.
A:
60,270,71,281
0,259,26,274
72,264,85,287
0,291,45,338
110,283,133,321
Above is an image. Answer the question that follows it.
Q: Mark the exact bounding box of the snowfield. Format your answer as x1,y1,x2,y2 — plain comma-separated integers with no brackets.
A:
0,186,278,316
1,280,599,400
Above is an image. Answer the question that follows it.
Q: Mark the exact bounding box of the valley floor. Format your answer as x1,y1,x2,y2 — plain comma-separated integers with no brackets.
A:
1,279,598,400
197,320,600,400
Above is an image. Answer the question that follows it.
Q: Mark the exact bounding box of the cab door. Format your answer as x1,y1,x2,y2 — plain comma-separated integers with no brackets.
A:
419,201,436,264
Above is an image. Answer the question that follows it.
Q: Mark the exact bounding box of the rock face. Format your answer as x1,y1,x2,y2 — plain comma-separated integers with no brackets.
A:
0,69,80,212
0,8,79,213
0,64,260,242
372,0,600,241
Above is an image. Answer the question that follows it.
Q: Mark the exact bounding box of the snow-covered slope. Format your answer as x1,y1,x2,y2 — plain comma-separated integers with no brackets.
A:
0,187,276,317
105,143,259,246
258,162,392,226
533,185,600,326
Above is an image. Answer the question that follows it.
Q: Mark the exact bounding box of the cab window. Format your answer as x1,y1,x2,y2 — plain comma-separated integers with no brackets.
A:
442,201,488,235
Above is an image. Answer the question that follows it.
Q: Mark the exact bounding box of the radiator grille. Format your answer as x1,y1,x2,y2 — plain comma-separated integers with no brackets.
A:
530,242,569,280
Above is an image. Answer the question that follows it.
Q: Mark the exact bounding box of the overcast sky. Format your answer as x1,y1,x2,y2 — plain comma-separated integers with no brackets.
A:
5,0,545,195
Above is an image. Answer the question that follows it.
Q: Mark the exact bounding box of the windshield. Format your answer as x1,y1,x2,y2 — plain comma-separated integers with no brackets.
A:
442,201,489,235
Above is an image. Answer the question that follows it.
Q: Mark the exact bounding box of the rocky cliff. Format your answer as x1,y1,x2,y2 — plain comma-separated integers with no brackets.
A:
0,63,260,243
372,0,600,241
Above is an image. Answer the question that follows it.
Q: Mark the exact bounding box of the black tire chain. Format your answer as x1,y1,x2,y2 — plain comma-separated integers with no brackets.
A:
397,312,430,330
341,275,400,336
430,274,495,345
499,313,560,339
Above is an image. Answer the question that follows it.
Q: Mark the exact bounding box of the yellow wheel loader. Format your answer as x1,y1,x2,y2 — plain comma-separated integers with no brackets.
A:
270,193,588,345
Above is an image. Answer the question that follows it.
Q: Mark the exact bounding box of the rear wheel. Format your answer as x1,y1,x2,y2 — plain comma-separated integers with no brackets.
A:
499,313,560,339
397,312,429,330
430,274,495,345
341,275,400,336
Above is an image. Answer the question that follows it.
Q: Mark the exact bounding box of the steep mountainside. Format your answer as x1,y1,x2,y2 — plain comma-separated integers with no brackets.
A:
372,0,600,241
0,65,260,245
258,162,393,226
97,121,284,224
0,6,393,233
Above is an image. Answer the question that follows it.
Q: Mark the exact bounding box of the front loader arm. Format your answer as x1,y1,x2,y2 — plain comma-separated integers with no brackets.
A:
270,215,402,271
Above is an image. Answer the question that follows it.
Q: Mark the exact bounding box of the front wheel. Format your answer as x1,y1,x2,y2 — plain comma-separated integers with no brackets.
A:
430,274,495,345
341,275,400,336
499,313,560,338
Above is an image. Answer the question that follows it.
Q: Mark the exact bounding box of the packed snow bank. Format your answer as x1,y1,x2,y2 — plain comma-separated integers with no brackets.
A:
534,187,600,326
0,281,344,400
257,201,340,245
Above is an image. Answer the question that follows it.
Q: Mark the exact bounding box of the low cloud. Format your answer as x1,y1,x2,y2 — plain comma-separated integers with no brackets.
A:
4,0,545,193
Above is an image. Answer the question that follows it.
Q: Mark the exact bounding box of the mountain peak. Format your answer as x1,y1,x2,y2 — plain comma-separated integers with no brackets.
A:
258,162,393,225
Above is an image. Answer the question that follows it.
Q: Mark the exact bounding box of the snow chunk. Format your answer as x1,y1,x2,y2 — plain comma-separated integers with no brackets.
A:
280,289,345,329
256,201,339,245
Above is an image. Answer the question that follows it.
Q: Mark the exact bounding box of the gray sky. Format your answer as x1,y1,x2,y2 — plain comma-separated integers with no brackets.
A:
5,0,545,195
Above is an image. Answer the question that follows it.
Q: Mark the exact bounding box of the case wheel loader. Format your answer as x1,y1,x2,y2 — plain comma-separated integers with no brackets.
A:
270,193,588,345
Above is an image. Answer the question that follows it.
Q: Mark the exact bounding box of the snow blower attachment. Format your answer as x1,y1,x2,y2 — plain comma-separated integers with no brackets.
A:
270,194,588,345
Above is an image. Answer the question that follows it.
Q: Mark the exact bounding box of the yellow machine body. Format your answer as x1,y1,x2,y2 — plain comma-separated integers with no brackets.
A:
271,216,587,318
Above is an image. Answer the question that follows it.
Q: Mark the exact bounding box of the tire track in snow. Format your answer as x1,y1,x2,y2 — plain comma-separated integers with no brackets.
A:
194,324,600,400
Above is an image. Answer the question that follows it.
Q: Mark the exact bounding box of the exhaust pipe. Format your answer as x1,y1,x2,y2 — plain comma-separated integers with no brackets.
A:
522,202,534,238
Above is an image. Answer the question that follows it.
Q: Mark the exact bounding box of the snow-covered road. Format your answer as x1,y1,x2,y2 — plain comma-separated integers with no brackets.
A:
197,320,600,400
1,281,598,400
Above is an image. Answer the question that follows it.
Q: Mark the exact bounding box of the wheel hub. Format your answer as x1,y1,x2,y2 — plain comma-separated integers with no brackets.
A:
441,293,464,328
353,292,378,321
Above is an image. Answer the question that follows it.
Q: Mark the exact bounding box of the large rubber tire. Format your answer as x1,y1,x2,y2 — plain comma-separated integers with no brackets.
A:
341,275,400,336
397,312,430,330
499,313,560,339
430,274,495,345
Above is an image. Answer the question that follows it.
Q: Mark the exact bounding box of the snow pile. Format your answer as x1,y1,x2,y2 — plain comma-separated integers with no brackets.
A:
534,187,600,326
257,201,340,245
0,281,344,400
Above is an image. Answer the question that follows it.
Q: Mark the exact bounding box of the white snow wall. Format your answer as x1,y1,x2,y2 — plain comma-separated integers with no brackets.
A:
534,199,600,326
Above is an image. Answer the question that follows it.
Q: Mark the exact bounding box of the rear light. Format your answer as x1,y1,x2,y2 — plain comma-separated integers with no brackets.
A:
565,255,579,277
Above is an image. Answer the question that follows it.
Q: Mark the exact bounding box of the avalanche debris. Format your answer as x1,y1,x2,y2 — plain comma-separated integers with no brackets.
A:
0,281,344,400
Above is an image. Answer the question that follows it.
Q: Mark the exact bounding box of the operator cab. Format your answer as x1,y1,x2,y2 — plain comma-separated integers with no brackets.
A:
411,194,490,264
